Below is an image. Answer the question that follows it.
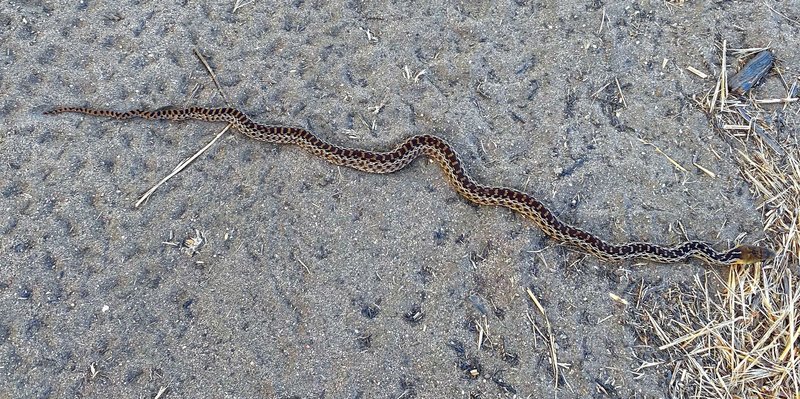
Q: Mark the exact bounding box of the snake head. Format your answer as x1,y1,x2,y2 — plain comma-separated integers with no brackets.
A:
731,245,775,264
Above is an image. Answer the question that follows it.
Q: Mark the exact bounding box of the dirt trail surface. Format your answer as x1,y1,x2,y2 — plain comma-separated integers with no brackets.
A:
2,1,796,398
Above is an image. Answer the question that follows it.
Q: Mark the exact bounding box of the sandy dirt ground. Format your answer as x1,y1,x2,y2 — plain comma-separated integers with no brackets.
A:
2,1,797,398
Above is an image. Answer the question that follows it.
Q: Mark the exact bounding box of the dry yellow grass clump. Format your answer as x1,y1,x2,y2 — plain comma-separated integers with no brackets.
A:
635,43,799,398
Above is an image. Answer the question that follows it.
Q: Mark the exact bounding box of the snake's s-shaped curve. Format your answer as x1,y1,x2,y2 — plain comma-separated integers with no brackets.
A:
45,106,774,266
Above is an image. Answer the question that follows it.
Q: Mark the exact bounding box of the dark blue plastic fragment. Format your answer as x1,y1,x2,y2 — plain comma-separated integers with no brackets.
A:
728,50,774,94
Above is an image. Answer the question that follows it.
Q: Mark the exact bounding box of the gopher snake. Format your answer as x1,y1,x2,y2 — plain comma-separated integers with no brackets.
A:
45,106,774,266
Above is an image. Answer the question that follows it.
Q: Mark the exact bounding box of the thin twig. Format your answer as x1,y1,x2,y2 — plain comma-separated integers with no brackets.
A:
136,125,231,207
194,48,229,105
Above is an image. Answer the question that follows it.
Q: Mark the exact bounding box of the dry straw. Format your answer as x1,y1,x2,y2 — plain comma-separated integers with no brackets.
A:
634,42,799,398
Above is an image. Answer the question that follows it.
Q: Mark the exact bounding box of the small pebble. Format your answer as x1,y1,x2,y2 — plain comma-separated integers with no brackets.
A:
18,287,32,299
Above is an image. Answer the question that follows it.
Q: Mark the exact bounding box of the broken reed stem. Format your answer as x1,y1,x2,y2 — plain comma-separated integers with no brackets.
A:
136,125,231,207
526,287,559,389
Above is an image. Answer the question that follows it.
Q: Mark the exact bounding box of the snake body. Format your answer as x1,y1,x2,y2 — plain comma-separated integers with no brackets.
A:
45,106,774,266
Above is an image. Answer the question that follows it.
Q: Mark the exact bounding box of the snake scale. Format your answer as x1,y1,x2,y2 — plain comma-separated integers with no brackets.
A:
45,106,774,266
